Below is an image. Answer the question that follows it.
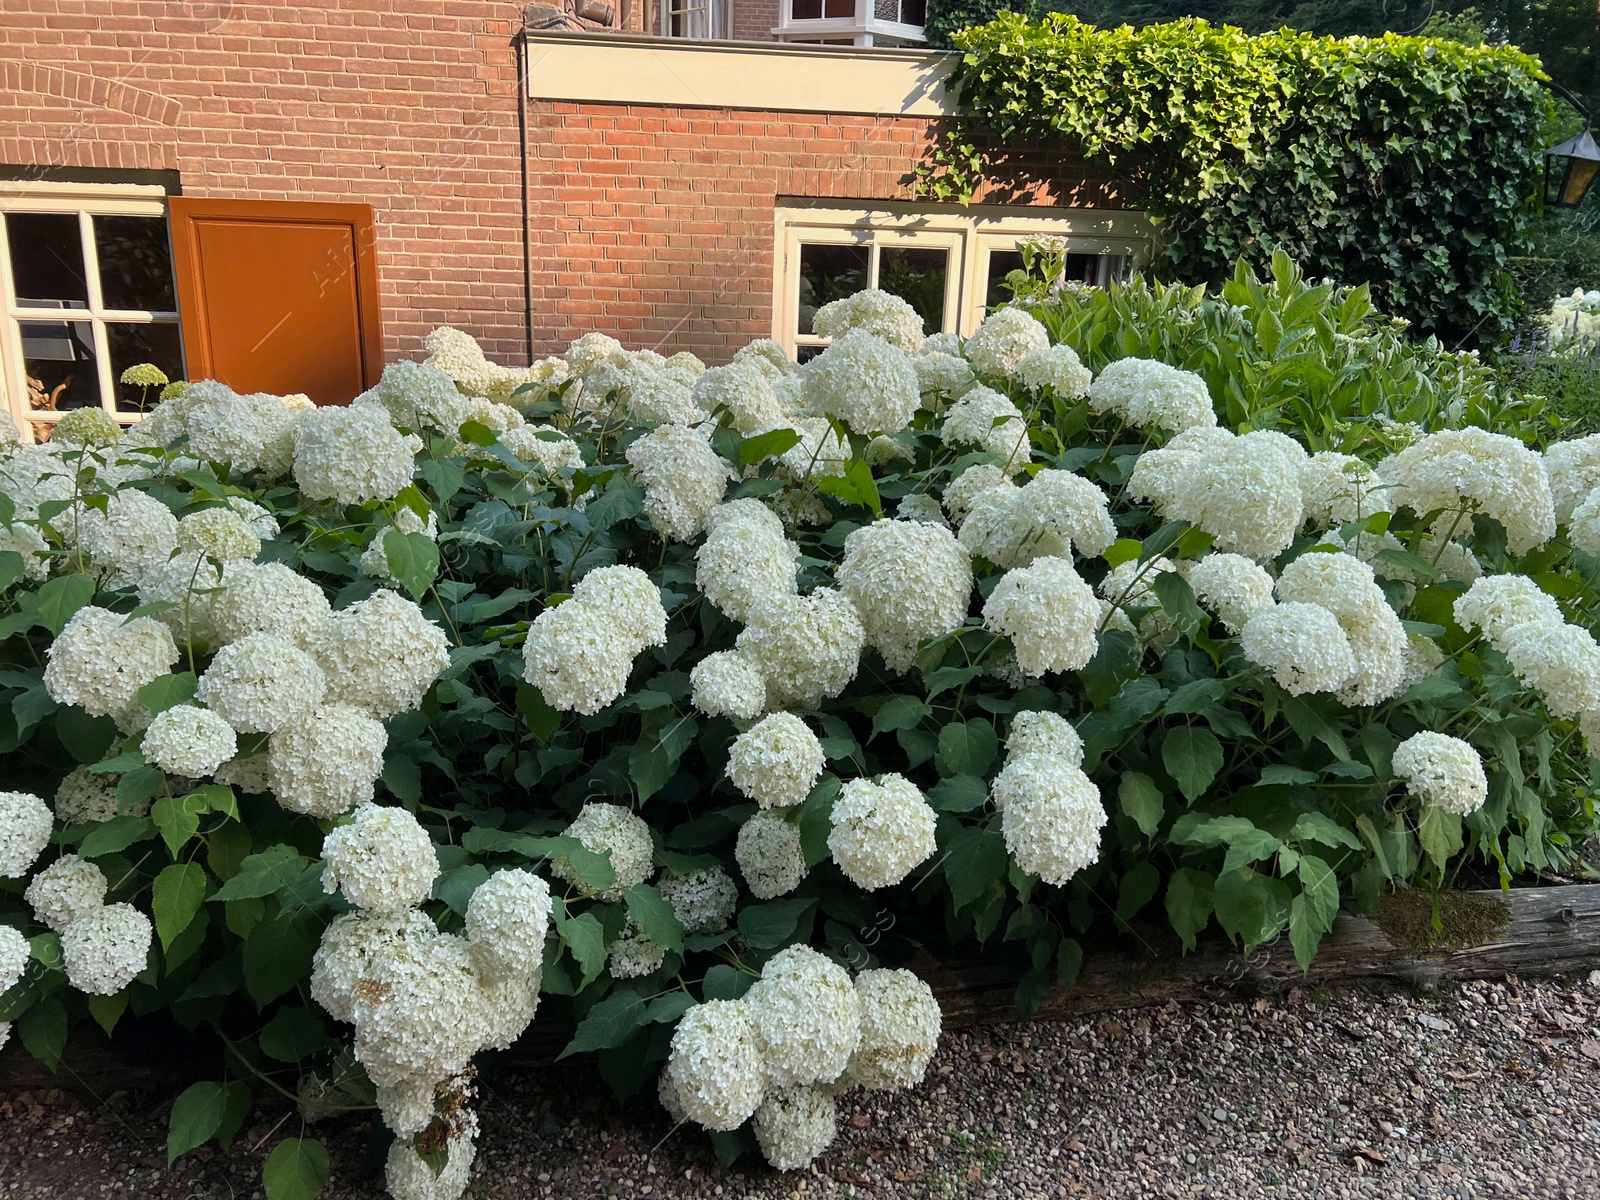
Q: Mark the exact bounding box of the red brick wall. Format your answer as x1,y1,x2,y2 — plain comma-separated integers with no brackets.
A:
1,2,1110,370
0,1,531,363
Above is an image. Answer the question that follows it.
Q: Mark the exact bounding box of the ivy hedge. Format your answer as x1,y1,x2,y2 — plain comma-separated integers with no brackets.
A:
918,12,1552,343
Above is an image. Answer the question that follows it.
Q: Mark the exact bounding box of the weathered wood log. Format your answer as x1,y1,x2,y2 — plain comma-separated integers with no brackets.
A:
5,885,1598,1094
899,884,1600,1027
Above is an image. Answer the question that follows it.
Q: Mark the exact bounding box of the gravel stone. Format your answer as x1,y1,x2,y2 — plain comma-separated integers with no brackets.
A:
2,976,1598,1198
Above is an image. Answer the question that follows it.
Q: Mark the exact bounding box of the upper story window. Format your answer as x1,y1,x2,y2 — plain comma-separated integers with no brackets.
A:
659,0,729,38
772,202,1153,360
0,182,183,442
774,0,926,45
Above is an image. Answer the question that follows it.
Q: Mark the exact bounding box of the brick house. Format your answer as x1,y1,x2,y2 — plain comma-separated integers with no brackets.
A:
0,1,1151,439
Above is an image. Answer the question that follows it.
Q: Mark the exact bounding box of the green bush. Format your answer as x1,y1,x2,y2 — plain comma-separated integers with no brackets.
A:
919,13,1552,344
2,294,1599,1194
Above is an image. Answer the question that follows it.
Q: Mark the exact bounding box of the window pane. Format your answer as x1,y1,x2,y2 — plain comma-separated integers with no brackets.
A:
791,0,822,17
19,319,102,412
6,213,89,309
797,243,868,336
985,250,1026,310
94,215,177,312
797,344,826,364
824,0,854,15
878,246,948,333
107,322,184,413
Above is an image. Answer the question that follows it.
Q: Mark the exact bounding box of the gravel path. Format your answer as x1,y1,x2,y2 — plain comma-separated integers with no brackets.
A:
3,975,1598,1200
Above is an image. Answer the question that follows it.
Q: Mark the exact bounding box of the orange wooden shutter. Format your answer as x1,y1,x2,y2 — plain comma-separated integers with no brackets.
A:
168,198,383,405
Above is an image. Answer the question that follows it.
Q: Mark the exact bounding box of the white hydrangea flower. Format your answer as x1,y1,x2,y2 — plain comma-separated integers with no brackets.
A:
354,359,467,434
696,499,800,624
311,908,441,1024
0,793,52,876
838,519,973,672
940,386,1030,472
828,773,937,890
0,445,73,522
1453,574,1564,645
732,338,794,379
386,1133,476,1200
727,713,825,809
657,867,739,935
522,567,667,716
1298,452,1390,528
690,650,768,723
1276,551,1407,706
43,606,179,719
811,289,925,353
465,868,553,983
75,488,178,583
625,367,703,428
1126,426,1235,513
994,755,1106,885
896,493,948,526
839,968,942,1091
982,557,1099,676
693,363,785,436
1497,620,1600,719
913,352,976,403
1017,343,1091,399
293,404,420,506
1379,426,1555,555
461,396,524,437
1580,710,1600,757
964,307,1049,378
553,802,653,902
135,550,227,649
753,1085,837,1171
744,945,861,1087
1239,603,1357,696
321,804,440,913
176,507,261,563
1572,490,1600,557
267,704,388,816
142,705,237,778
213,561,331,648
1087,358,1215,433
625,423,731,542
374,1076,440,1138
738,588,865,710
213,754,274,797
54,766,124,824
1544,433,1600,525
942,464,1013,525
1096,558,1180,647
0,925,28,995
608,918,667,979
225,497,280,541
1005,711,1083,767
1392,731,1487,815
25,854,106,932
801,329,921,435
1187,553,1276,634
198,632,325,734
180,382,301,478
777,417,848,481
1163,430,1305,559
665,999,766,1132
348,933,488,1085
1397,632,1446,693
60,902,152,994
563,331,626,377
315,589,451,719
958,471,1115,569
734,810,806,899
499,424,584,474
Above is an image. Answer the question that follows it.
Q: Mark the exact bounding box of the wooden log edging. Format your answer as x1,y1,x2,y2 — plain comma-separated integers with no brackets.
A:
908,884,1600,1028
4,885,1598,1095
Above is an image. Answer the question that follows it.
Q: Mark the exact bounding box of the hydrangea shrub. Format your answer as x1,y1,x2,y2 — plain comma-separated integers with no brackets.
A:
1,277,1599,1198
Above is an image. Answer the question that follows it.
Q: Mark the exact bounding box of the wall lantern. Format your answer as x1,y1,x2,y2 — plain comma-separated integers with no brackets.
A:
1545,126,1600,209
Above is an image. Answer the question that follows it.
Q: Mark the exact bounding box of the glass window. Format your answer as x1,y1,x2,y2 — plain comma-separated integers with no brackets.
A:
2,193,182,440
797,243,869,336
879,246,949,333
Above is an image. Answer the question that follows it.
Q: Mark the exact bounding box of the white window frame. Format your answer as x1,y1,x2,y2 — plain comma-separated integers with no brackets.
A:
660,0,730,38
772,0,926,46
0,181,181,443
772,202,1155,359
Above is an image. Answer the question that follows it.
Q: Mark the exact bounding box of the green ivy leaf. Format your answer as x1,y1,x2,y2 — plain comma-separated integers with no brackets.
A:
152,793,209,858
138,672,198,716
739,427,803,465
77,815,155,858
1212,868,1292,951
16,997,66,1070
34,574,95,636
211,846,314,901
935,719,999,778
558,991,648,1059
262,1137,329,1200
736,898,815,949
555,907,607,989
258,1006,334,1063
941,824,1007,912
1417,804,1464,870
702,964,754,1001
1165,868,1215,952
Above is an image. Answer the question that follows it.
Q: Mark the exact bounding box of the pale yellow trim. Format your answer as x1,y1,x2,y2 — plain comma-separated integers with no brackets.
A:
770,203,1157,353
523,32,956,116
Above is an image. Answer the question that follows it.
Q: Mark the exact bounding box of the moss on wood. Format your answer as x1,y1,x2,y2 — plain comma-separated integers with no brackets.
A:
1369,889,1512,955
